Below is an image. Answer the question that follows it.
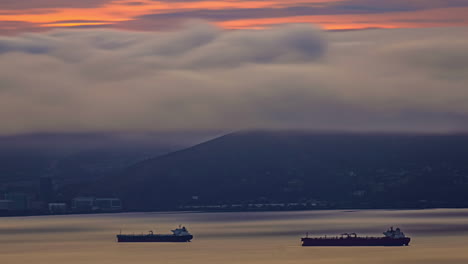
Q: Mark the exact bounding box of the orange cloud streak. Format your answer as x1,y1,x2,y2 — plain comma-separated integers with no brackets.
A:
0,0,338,24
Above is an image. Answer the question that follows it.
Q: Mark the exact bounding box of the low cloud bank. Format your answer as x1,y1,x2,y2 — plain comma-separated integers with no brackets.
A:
0,23,467,135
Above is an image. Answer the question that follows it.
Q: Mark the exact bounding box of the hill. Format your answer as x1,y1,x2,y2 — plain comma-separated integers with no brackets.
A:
0,132,215,192
81,131,468,210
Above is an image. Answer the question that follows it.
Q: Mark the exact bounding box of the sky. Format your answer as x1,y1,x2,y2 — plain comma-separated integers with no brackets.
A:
0,0,468,135
1,0,468,34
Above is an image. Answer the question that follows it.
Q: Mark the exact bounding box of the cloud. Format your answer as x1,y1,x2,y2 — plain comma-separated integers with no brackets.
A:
0,21,47,36
2,0,468,34
121,0,468,30
0,0,112,10
132,6,370,23
337,0,468,11
0,23,467,135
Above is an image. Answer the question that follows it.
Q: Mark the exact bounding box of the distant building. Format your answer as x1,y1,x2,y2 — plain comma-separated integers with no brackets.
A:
39,177,54,203
30,201,46,211
0,200,14,211
48,203,67,214
352,190,366,197
94,198,122,211
72,197,122,212
4,193,29,211
72,197,95,211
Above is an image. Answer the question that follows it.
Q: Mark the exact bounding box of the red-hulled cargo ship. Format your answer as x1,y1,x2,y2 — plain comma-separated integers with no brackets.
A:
301,227,410,246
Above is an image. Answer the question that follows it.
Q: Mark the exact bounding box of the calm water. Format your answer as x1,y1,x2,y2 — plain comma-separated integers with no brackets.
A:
1,209,468,264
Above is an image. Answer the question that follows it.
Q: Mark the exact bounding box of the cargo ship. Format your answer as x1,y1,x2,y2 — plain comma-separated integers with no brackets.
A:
301,227,410,246
117,226,193,242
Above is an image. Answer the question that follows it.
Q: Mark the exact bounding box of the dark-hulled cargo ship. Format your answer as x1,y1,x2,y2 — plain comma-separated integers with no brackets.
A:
117,226,193,243
301,227,410,246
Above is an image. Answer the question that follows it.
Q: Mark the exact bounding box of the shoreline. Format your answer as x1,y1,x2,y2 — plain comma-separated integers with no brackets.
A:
2,206,468,218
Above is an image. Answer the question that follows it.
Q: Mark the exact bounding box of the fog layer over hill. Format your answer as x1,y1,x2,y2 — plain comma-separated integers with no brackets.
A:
0,132,218,189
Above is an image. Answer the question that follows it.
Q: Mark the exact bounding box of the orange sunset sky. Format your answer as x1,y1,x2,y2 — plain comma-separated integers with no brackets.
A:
1,0,468,34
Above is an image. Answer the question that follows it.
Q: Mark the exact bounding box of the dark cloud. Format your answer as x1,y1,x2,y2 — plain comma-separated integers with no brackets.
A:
123,2,147,6
0,24,467,135
118,1,468,31
0,33,53,54
0,0,112,10
338,0,468,10
390,19,466,24
115,17,188,31
115,5,385,32
132,3,421,24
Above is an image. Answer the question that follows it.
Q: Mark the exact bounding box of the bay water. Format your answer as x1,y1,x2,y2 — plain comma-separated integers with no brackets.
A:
1,209,468,263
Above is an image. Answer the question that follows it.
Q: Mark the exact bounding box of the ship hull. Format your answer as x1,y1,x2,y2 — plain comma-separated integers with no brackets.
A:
117,234,193,243
301,237,410,247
